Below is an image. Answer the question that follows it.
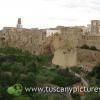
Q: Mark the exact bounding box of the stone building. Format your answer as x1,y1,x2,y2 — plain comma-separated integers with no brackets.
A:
91,20,100,35
46,28,61,37
0,18,46,55
78,20,100,49
0,18,100,69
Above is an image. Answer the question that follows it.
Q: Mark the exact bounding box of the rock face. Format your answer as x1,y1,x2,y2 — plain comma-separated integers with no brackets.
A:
52,28,82,68
77,48,100,71
0,27,46,55
40,36,53,55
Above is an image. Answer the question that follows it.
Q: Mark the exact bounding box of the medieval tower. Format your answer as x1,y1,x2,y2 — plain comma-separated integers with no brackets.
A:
16,18,22,28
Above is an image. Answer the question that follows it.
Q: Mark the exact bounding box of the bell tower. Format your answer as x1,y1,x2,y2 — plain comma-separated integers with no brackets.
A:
16,18,22,28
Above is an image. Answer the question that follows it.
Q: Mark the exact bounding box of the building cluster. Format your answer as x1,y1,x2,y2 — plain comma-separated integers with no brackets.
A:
46,20,100,50
0,18,46,55
0,18,82,55
0,18,100,54
79,20,100,49
0,18,100,70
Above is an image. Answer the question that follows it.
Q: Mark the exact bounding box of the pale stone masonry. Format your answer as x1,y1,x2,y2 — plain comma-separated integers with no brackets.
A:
52,27,82,68
0,25,46,55
0,18,100,68
78,20,100,49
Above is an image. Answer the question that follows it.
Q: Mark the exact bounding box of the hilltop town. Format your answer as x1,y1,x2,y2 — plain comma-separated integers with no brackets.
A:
0,18,100,71
0,18,100,100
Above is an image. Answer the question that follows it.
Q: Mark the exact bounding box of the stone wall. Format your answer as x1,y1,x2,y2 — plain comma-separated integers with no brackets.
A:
0,25,99,69
0,27,46,55
78,35,100,50
52,28,82,68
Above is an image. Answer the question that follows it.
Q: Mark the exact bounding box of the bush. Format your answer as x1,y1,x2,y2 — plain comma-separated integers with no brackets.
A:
88,64,100,77
81,44,89,49
87,63,100,86
72,93,80,100
81,45,99,51
51,68,81,86
90,46,97,50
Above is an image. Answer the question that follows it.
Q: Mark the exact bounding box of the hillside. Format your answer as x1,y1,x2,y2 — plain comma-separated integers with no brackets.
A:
0,48,81,100
77,48,100,71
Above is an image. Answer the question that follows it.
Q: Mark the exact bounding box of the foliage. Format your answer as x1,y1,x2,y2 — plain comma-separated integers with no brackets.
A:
81,44,90,49
51,68,81,87
85,92,100,100
71,93,80,100
88,64,100,78
90,46,97,50
80,44,100,51
87,63,100,86
0,47,31,56
13,96,32,100
70,67,82,74
0,47,81,100
32,93,67,100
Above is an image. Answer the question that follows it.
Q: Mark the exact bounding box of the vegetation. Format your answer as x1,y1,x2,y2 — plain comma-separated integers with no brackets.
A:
85,63,100,100
32,93,67,100
70,67,82,74
51,68,81,87
81,44,90,49
0,47,100,100
72,93,80,100
85,92,100,100
0,47,81,100
13,96,32,100
87,63,100,86
90,46,97,51
80,44,99,51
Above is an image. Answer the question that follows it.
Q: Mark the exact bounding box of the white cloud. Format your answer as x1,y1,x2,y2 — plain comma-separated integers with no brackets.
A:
0,0,99,29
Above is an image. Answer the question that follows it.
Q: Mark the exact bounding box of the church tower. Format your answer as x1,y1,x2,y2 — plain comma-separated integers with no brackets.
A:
16,18,22,28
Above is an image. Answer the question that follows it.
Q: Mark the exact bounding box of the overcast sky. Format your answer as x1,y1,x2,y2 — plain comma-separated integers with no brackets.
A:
0,0,100,29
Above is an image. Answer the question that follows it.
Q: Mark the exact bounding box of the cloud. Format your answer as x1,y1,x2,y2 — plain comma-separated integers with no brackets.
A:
59,0,100,14
48,17,78,21
0,0,100,29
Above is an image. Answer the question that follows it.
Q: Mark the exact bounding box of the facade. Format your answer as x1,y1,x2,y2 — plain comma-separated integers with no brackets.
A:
0,18,46,55
78,20,100,50
46,28,61,37
91,20,100,35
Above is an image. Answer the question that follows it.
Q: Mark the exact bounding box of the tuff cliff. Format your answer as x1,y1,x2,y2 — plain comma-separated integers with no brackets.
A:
0,27,46,55
41,28,82,68
51,28,81,68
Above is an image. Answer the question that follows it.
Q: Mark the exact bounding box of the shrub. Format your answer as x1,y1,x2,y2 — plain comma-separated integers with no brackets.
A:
90,46,97,50
81,44,89,49
51,68,81,86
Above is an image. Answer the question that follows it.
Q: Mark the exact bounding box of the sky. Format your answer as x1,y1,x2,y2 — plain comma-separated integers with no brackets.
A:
0,0,100,29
